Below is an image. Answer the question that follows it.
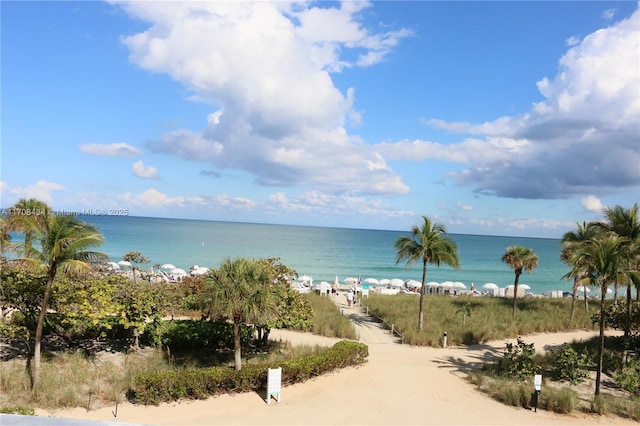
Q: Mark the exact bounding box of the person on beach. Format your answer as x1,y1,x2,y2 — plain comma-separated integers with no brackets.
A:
347,290,354,307
331,281,337,296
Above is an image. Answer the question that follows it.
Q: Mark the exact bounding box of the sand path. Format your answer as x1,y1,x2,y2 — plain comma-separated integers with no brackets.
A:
44,294,635,425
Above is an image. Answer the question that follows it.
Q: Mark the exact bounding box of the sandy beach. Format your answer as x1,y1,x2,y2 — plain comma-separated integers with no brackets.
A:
40,293,636,425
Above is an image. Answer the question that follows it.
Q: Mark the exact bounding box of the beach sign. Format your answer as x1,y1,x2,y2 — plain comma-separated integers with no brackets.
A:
267,367,282,405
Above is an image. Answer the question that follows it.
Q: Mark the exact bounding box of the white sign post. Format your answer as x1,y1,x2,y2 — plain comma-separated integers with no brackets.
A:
267,367,282,405
533,374,542,412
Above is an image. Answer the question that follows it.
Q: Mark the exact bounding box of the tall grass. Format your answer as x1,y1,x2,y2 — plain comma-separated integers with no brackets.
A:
303,293,357,339
361,294,600,346
0,349,168,410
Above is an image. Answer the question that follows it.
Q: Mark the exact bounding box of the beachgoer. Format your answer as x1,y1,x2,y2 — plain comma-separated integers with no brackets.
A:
470,283,477,294
331,282,337,296
346,290,354,307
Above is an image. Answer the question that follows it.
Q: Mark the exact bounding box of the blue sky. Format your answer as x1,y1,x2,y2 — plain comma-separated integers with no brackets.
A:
2,1,639,238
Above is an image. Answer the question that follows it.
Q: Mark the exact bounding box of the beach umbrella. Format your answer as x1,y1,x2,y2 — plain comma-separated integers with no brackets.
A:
190,267,209,276
379,279,391,285
406,279,422,288
482,283,499,290
117,260,131,268
390,278,404,287
299,275,313,283
161,263,176,270
577,286,591,293
426,282,440,287
364,278,379,285
344,277,358,284
440,281,454,288
106,261,120,270
519,284,531,290
170,268,187,276
452,281,466,289
189,264,200,271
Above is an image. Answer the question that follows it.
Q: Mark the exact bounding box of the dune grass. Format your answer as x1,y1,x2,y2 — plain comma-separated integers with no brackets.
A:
303,293,358,339
361,294,600,346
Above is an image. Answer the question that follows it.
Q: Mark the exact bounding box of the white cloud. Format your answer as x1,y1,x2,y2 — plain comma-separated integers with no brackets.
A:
132,160,159,179
9,180,64,204
79,142,142,157
602,8,616,21
581,195,604,212
407,7,640,201
112,0,411,196
457,202,473,212
121,188,185,208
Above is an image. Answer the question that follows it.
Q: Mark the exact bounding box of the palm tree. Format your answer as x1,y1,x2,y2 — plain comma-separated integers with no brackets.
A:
0,216,14,256
574,235,626,396
20,213,107,388
206,257,278,370
6,198,51,256
456,302,471,326
501,245,539,316
598,204,640,337
560,222,599,322
394,216,460,331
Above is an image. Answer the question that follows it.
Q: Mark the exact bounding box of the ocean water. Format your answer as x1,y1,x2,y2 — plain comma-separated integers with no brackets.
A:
79,215,573,295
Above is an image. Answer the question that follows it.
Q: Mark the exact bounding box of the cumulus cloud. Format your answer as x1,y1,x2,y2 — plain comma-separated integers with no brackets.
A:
111,0,411,196
9,180,64,204
392,6,640,201
132,160,158,179
121,187,194,208
79,142,142,157
581,195,604,212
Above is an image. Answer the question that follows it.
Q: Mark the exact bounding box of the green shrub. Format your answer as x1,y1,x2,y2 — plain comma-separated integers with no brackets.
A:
0,406,35,415
143,319,251,352
614,357,640,396
552,344,592,384
130,340,368,405
501,337,540,381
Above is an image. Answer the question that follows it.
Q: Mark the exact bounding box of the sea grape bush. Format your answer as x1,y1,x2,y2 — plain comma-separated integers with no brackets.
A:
502,337,540,381
551,344,592,384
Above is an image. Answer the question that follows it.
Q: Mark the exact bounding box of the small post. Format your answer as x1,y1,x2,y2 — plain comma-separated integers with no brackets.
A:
391,324,395,336
533,374,542,412
443,331,448,348
87,391,92,412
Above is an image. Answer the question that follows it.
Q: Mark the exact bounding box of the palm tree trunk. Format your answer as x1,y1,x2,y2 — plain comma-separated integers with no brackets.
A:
595,284,607,396
625,285,632,338
32,267,56,389
233,320,242,371
569,279,578,323
584,290,589,313
418,261,427,331
512,272,521,316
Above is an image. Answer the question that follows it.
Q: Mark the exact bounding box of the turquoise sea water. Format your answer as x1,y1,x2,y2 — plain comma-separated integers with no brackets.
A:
80,215,573,295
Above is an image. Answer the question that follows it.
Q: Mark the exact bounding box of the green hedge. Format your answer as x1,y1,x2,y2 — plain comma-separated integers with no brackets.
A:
130,340,368,404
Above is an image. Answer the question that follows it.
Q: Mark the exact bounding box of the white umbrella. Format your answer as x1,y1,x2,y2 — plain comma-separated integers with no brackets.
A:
482,283,499,290
161,263,176,270
577,285,591,293
390,278,404,287
440,281,454,288
406,279,422,288
190,267,209,276
299,275,313,283
519,284,531,290
344,277,358,284
364,278,379,285
379,279,391,285
106,261,120,270
189,264,200,271
117,260,131,268
426,281,440,287
170,268,187,276
452,281,466,289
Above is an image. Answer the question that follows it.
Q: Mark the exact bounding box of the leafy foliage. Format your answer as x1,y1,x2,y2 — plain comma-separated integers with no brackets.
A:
614,357,640,396
130,340,368,405
501,337,540,381
551,344,592,384
594,299,640,338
